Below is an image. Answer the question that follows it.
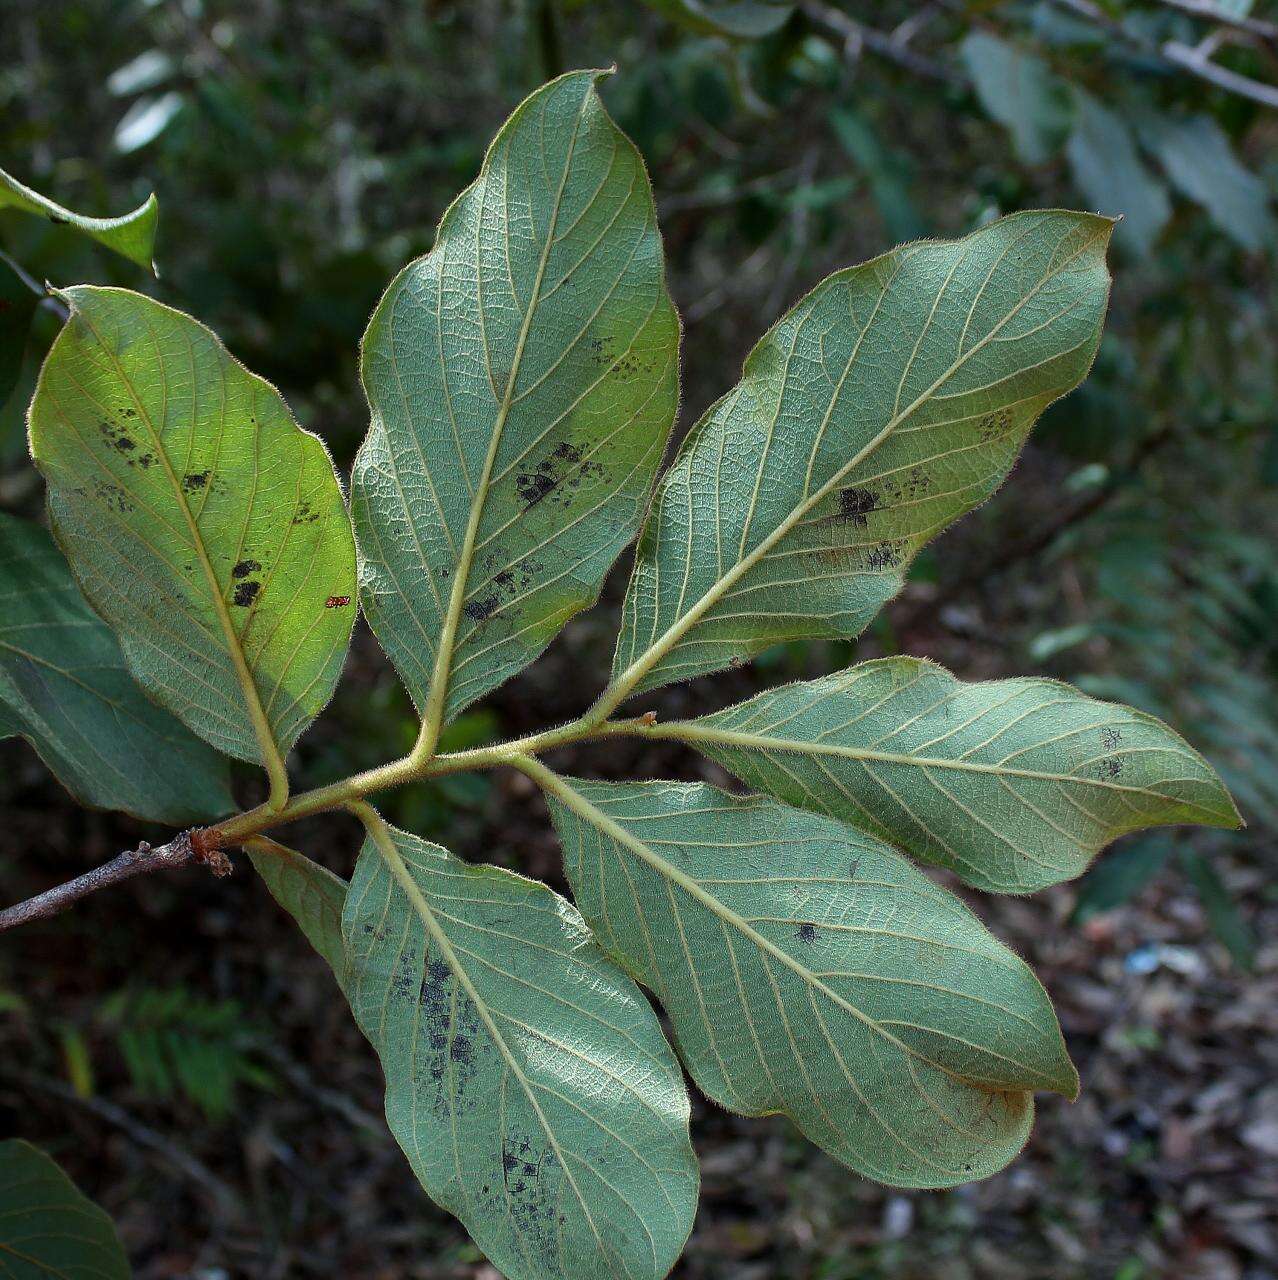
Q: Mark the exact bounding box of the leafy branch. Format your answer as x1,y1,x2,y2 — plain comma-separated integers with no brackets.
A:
0,69,1241,1280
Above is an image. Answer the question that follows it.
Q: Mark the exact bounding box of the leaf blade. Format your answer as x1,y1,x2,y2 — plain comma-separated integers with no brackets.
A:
0,166,158,271
537,769,1077,1189
341,814,698,1280
352,69,678,737
0,512,232,823
0,1139,131,1279
680,656,1240,893
609,210,1113,702
28,286,357,773
247,837,348,982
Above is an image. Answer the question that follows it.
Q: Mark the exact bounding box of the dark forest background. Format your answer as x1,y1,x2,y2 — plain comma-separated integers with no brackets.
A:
1,1,1275,1276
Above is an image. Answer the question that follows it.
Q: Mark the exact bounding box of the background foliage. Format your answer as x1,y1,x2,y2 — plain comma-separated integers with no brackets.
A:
1,1,1274,1276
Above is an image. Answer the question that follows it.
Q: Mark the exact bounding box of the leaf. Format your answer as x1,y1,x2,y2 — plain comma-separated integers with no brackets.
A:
1065,90,1169,257
0,512,232,823
0,1139,131,1279
246,837,348,982
1137,113,1276,254
341,813,699,1280
674,657,1239,893
537,771,1077,1189
0,257,38,410
1070,836,1172,923
28,287,357,786
960,33,1068,166
1179,848,1256,970
352,69,678,742
611,210,1112,701
642,0,793,38
0,166,158,272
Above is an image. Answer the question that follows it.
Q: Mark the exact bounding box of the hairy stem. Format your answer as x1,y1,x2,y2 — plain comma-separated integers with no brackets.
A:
0,706,649,933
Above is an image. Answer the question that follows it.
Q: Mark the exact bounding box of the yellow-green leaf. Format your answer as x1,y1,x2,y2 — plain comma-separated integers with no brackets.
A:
0,166,158,271
28,287,357,786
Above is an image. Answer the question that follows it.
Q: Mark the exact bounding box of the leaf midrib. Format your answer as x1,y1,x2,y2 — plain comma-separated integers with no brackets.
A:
418,89,591,750
537,766,1046,1091
70,295,283,779
362,818,607,1257
667,720,1208,804
609,218,1108,701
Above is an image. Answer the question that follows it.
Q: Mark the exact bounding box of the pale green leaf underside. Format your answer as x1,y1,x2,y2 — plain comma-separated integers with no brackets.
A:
0,166,158,271
29,286,357,766
341,821,698,1280
0,512,231,824
688,656,1241,894
613,209,1112,698
353,69,678,723
543,775,1077,1189
247,838,349,982
0,1139,131,1279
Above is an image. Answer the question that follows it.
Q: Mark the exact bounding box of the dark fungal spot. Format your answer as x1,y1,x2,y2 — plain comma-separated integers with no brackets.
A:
797,922,818,943
325,595,351,609
836,486,880,527
1101,726,1123,750
292,500,319,525
865,543,901,572
232,559,261,580
232,580,261,607
516,471,557,507
464,595,498,623
182,470,211,492
978,407,1014,442
514,438,601,511
1098,757,1123,779
120,406,137,418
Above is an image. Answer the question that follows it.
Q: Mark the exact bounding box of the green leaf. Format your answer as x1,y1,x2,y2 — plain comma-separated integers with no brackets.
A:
1179,848,1256,970
538,772,1077,1188
673,657,1239,893
1070,836,1171,923
1065,90,1169,257
341,813,698,1280
0,512,232,823
1137,113,1276,254
352,70,678,743
28,287,357,787
0,1139,131,1279
611,210,1112,701
247,837,348,982
0,257,38,410
960,33,1068,166
642,0,793,38
0,167,158,272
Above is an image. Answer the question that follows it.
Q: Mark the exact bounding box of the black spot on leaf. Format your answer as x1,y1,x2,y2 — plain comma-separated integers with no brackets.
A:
182,470,211,492
836,486,879,527
232,559,262,580
232,580,261,607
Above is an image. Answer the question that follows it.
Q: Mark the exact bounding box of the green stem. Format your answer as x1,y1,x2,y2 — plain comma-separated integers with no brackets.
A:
209,712,633,848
